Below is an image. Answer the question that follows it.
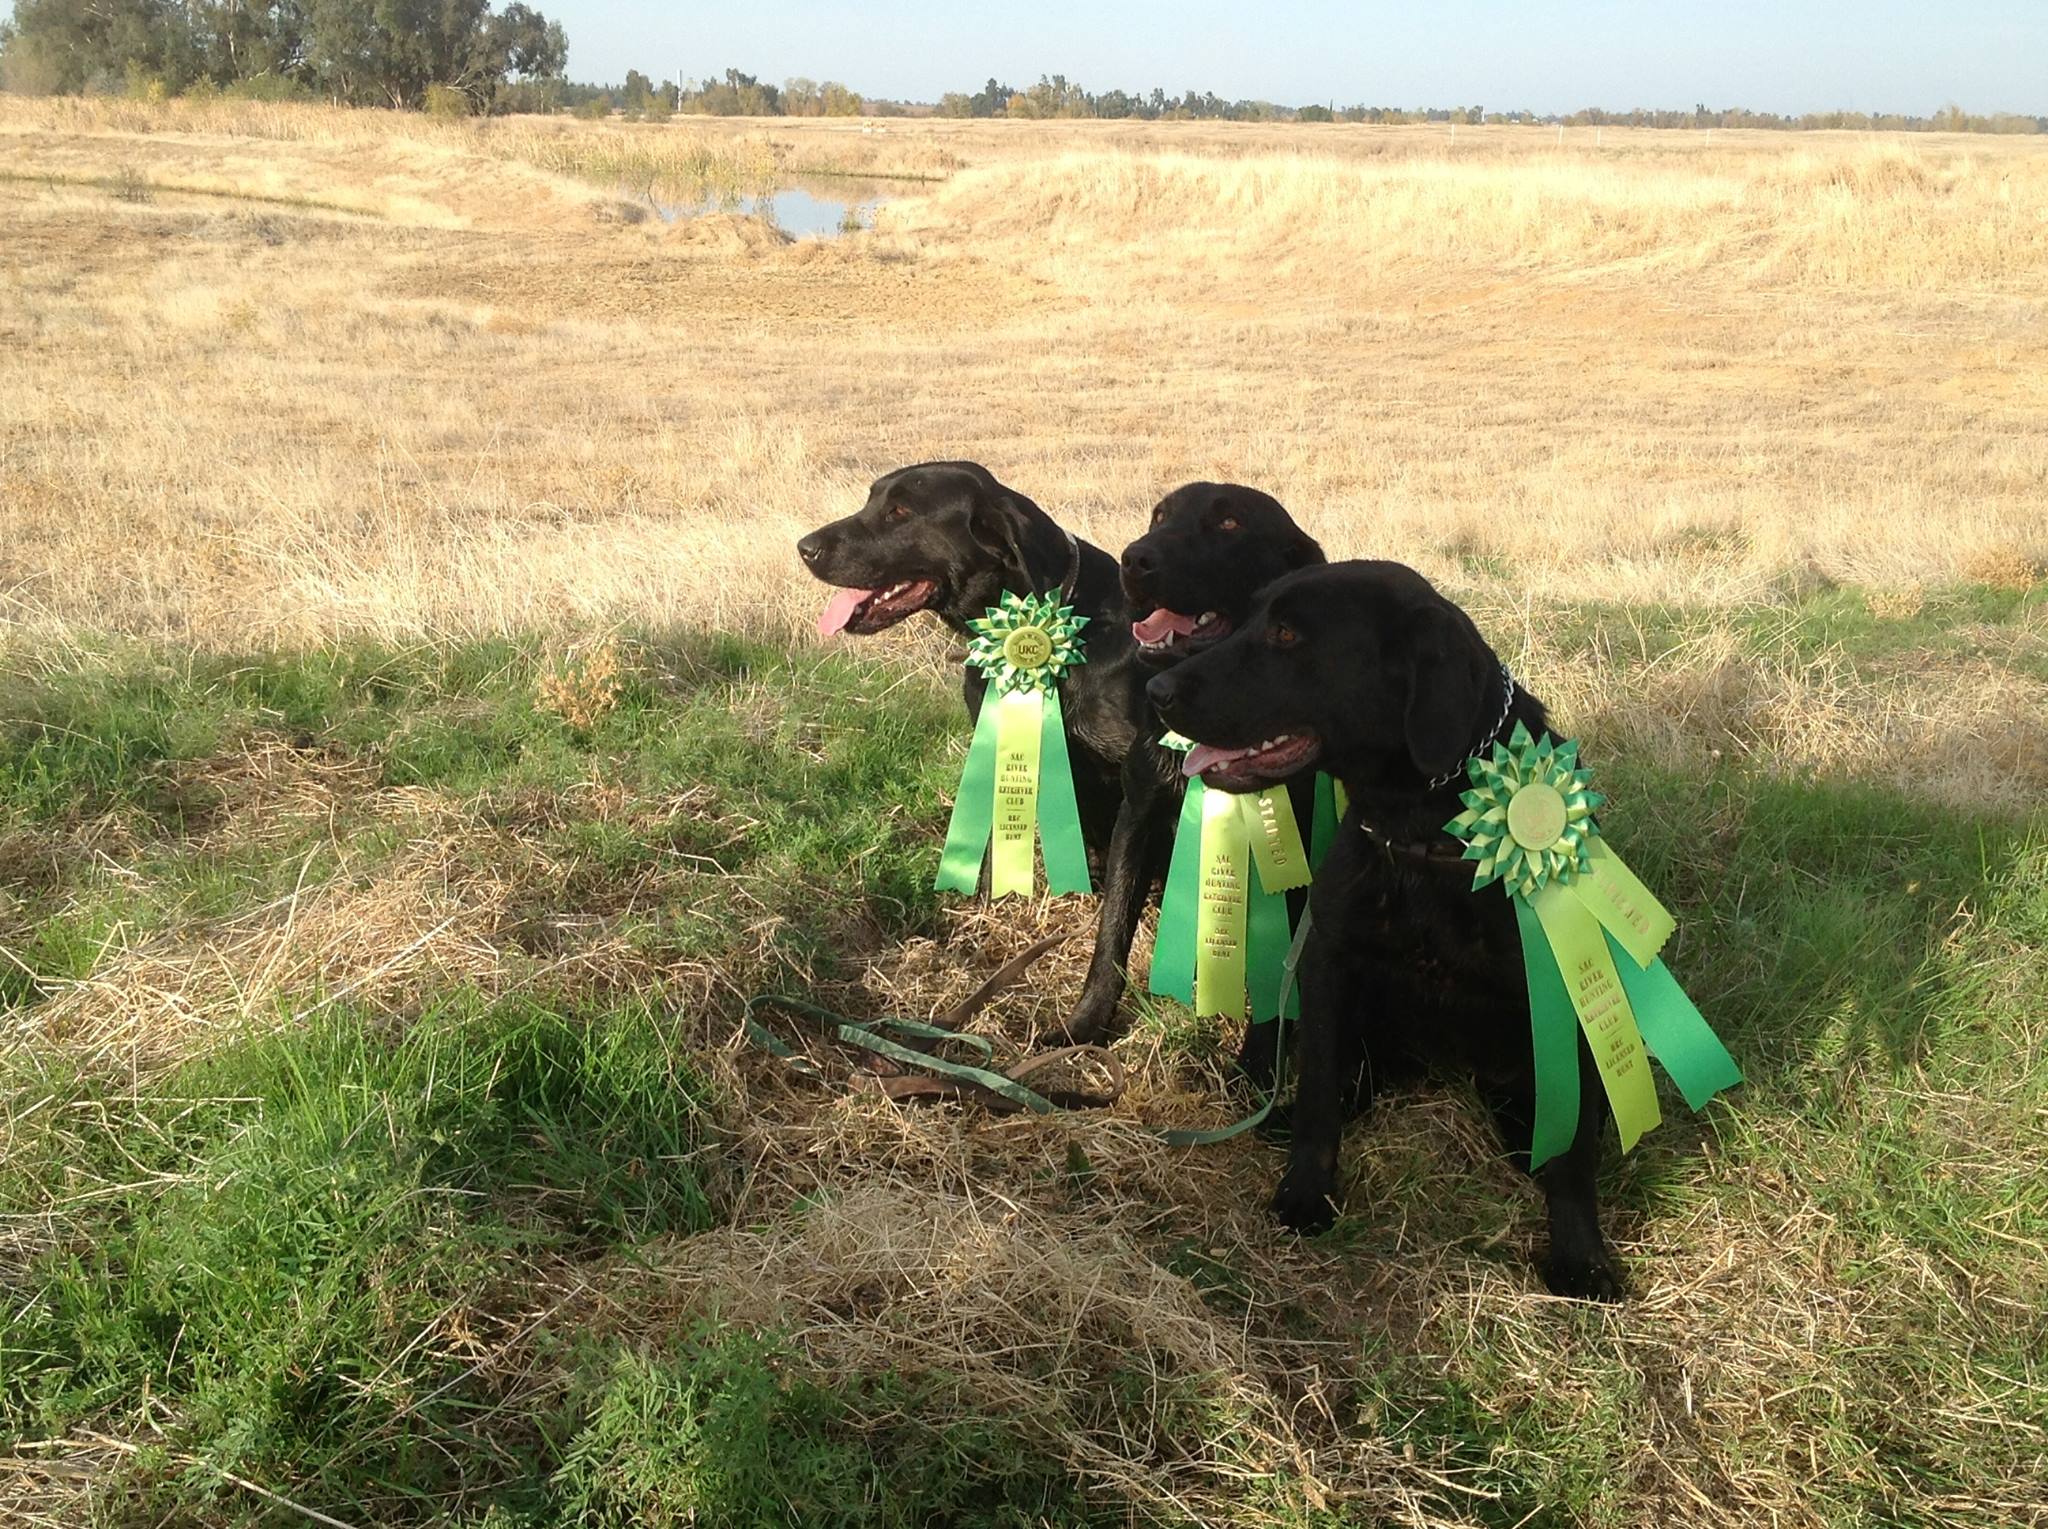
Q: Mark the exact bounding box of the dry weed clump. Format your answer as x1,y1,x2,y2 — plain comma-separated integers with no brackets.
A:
1865,582,1927,619
1961,544,2042,593
537,639,624,729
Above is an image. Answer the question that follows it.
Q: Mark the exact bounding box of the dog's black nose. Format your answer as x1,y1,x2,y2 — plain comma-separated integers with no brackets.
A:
1121,543,1159,581
796,532,825,566
1146,670,1182,715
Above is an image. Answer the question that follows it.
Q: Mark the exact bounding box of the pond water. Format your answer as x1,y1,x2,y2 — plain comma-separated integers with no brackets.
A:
653,181,892,239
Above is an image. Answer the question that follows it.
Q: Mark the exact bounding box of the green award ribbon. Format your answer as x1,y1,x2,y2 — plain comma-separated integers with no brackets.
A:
1151,733,1321,1022
1445,721,1742,1168
936,591,1092,899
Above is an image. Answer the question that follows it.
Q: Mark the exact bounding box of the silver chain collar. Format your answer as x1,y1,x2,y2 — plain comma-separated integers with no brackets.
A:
1425,661,1517,792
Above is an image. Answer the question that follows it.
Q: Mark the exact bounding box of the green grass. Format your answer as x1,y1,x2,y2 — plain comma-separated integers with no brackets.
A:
544,1331,1088,1529
2,622,2045,1526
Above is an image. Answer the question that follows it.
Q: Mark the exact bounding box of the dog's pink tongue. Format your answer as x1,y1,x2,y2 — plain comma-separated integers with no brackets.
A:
817,587,875,638
1133,608,1199,644
1182,743,1241,779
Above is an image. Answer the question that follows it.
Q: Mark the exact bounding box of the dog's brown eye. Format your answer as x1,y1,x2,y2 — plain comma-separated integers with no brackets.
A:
1269,622,1299,648
1219,517,1240,532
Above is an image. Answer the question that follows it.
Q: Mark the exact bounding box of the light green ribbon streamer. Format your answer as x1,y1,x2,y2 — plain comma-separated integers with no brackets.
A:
1191,784,1251,1018
989,690,1044,898
1531,879,1661,1155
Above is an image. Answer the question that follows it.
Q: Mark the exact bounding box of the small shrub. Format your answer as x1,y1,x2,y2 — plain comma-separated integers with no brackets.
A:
222,72,305,102
123,60,167,103
1961,544,2041,593
573,97,612,121
425,83,472,120
538,640,624,729
110,164,153,204
1866,583,1926,619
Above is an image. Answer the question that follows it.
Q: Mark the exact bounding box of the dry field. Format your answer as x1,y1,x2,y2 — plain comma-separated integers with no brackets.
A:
3,97,2047,1527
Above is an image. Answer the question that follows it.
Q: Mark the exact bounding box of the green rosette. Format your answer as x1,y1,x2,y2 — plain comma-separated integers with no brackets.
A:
1445,721,1743,1168
1150,732,1329,1023
935,591,1092,898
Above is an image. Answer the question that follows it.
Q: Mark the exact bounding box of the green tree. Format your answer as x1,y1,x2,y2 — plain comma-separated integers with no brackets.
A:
968,76,1013,117
0,0,565,107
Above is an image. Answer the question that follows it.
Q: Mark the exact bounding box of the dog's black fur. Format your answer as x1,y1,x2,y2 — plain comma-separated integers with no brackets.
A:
799,465,1326,1050
1146,560,1624,1300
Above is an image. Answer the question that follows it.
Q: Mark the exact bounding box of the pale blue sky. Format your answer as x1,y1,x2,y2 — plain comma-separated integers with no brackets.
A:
547,2,2043,114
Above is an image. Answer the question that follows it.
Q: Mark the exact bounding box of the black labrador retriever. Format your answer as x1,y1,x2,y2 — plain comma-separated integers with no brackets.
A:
1112,482,1324,1071
1146,560,1624,1299
799,465,1322,1049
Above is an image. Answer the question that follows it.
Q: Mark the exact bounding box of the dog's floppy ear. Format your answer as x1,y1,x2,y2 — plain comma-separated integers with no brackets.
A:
1403,603,1487,779
1282,525,1326,573
967,480,1045,583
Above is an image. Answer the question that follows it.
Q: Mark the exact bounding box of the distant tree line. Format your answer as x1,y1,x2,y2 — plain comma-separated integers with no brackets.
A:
930,75,2042,133
548,67,873,121
0,0,566,109
3,26,2041,137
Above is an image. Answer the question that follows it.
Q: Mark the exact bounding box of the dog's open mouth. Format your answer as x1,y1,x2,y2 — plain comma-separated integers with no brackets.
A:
1181,732,1321,789
817,579,940,637
1131,607,1231,656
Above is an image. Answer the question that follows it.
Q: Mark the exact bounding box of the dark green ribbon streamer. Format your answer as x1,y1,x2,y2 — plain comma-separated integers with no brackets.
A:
1615,946,1744,1109
935,699,1003,894
1516,896,1585,1169
1034,688,1092,895
1310,772,1341,865
1149,781,1205,1003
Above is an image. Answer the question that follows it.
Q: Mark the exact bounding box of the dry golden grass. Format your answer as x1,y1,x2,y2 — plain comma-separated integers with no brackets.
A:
4,99,2045,656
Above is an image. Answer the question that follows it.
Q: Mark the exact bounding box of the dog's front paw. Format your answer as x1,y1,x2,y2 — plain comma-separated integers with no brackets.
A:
1540,1247,1628,1303
1270,1169,1339,1233
1057,990,1121,1045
